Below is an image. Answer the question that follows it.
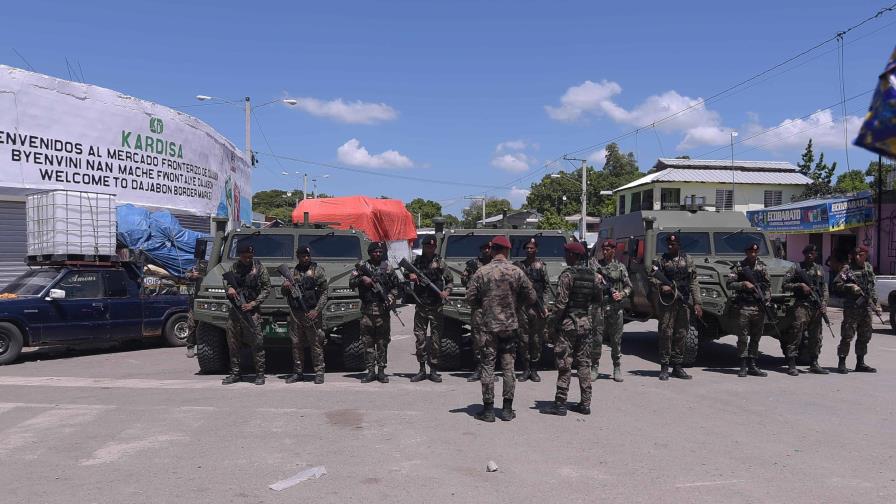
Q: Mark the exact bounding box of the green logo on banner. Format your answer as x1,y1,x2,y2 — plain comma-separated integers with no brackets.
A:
149,117,164,134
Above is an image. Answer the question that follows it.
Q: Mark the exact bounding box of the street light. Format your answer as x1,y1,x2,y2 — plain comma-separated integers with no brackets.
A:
730,131,738,210
552,165,587,242
195,95,298,164
311,174,329,198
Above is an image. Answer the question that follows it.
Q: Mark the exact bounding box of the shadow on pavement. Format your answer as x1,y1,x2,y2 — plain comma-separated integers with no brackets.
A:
448,404,480,417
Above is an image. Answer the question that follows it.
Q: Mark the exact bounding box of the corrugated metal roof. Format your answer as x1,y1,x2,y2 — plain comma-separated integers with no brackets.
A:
758,192,872,210
656,158,799,171
614,168,811,192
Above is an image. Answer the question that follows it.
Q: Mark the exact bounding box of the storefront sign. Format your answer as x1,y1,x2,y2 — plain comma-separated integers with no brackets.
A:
747,195,875,233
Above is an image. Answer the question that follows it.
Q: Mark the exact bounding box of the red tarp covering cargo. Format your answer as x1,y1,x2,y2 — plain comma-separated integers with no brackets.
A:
292,196,417,243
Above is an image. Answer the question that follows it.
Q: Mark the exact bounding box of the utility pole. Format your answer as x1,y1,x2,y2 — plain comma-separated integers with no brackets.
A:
244,97,252,164
730,131,738,210
465,195,487,228
877,154,883,272
563,156,588,244
303,173,308,200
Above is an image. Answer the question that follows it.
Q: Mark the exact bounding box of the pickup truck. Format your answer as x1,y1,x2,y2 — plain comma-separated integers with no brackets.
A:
0,262,191,365
875,275,896,330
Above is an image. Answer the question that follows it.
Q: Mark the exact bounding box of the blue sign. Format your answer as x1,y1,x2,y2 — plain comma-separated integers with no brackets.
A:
746,195,875,233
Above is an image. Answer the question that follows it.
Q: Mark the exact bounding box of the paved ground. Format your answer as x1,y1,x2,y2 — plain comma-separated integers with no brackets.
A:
1,307,895,504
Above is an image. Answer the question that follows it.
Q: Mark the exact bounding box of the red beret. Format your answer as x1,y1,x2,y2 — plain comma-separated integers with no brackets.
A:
564,242,586,255
601,239,616,249
852,246,869,254
491,236,511,249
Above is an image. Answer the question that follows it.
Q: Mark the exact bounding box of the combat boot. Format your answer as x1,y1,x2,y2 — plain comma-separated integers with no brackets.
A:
186,345,195,358
377,367,389,383
747,359,767,377
529,365,541,383
474,403,495,423
221,373,241,385
659,363,670,381
808,360,829,374
360,369,377,383
543,401,567,416
591,365,599,382
428,365,442,383
467,368,482,382
569,402,591,415
501,399,515,421
409,363,428,382
855,356,877,373
671,365,692,380
837,356,849,374
518,369,531,382
314,373,325,384
613,364,624,383
738,358,748,377
254,374,266,385
285,373,304,384
786,357,799,376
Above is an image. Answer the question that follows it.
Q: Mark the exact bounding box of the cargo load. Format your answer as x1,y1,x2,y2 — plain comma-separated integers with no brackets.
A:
26,190,116,260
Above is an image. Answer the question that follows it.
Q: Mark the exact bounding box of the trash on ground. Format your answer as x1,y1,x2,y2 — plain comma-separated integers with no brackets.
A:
269,465,327,491
486,461,498,472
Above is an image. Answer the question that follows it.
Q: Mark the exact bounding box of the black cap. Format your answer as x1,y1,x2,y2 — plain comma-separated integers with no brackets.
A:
296,245,311,255
526,237,538,247
745,242,759,252
368,241,384,253
665,234,679,244
236,241,254,254
420,235,437,246
480,240,491,250
802,244,817,254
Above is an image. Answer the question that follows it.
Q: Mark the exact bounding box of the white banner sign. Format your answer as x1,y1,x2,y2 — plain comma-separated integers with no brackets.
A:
0,65,252,223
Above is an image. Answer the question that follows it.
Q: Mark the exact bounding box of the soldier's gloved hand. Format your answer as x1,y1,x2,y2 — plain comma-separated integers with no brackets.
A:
612,291,623,301
307,310,319,320
800,284,811,295
408,273,418,283
361,276,374,287
660,285,673,294
850,285,862,295
440,290,449,300
241,303,253,312
694,305,703,318
227,287,237,299
743,281,754,290
282,280,293,289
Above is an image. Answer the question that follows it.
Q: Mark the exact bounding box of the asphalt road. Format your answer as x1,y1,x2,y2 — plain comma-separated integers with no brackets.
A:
1,307,895,504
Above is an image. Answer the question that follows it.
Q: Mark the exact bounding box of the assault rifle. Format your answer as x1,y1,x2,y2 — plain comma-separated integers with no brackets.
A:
650,266,685,306
739,264,783,339
792,263,836,339
276,264,310,313
356,262,404,326
398,258,445,300
222,271,260,333
842,267,886,325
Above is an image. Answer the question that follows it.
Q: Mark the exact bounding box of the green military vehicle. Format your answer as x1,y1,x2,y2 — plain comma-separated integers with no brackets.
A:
594,210,794,365
191,215,371,373
429,220,574,369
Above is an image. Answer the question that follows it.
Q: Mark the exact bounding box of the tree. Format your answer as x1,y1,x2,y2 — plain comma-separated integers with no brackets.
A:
796,140,836,200
797,139,815,176
834,170,870,194
442,214,461,228
405,198,443,228
537,210,576,231
252,189,304,221
461,197,514,227
865,159,895,199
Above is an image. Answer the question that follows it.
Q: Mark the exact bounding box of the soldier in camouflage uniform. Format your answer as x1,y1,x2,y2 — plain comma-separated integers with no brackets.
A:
781,244,829,375
466,236,536,423
185,267,202,358
281,245,329,384
222,241,271,385
543,242,600,417
650,233,702,381
726,242,770,378
590,239,633,383
512,238,548,383
350,241,401,384
407,235,453,383
462,241,492,383
832,246,880,374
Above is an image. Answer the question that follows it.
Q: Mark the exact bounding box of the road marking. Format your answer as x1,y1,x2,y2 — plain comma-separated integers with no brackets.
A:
80,433,187,466
879,347,896,351
0,376,457,391
0,406,104,456
675,480,744,488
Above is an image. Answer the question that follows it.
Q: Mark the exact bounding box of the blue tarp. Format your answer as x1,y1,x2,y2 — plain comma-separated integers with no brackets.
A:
746,194,875,234
116,204,207,277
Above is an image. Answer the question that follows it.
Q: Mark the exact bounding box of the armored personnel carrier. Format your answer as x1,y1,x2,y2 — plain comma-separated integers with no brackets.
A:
594,210,794,365
191,214,371,373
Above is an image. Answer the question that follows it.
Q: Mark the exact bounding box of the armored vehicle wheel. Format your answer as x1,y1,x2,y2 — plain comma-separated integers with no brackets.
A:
341,322,365,371
164,313,190,347
0,322,24,365
682,325,699,367
438,319,463,371
196,322,228,374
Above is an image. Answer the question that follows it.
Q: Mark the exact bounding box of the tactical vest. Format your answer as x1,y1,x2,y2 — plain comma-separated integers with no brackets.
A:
291,263,320,311
414,255,445,304
661,253,692,302
567,266,597,313
234,259,264,302
842,264,872,307
733,261,768,304
517,260,546,298
359,261,391,305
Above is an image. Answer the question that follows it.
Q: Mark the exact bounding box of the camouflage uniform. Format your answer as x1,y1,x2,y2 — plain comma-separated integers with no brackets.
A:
462,255,490,378
466,257,536,406
549,263,600,408
185,267,202,353
781,260,828,361
225,259,271,376
726,259,771,360
512,257,548,371
832,262,878,360
590,257,632,371
411,254,453,368
650,253,701,366
350,260,401,374
282,262,329,375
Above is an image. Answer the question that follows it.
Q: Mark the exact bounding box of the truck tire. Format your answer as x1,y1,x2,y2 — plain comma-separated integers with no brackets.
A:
438,319,463,371
0,322,24,365
682,325,699,367
341,322,365,371
163,313,190,347
196,322,228,374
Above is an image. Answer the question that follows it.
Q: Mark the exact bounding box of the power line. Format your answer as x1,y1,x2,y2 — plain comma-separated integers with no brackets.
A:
11,48,34,71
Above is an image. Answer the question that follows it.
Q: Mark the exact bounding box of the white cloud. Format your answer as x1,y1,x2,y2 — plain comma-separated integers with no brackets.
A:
491,153,532,172
545,80,622,121
292,97,398,124
508,186,530,207
336,138,413,169
496,139,528,153
587,148,608,167
742,110,864,151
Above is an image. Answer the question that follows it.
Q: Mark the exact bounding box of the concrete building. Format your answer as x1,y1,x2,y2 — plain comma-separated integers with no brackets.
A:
613,158,811,216
476,209,542,229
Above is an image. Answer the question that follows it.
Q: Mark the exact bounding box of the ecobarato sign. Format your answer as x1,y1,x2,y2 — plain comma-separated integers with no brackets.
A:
0,65,251,224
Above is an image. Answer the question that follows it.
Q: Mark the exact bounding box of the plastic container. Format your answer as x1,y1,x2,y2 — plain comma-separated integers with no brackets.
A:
26,190,116,258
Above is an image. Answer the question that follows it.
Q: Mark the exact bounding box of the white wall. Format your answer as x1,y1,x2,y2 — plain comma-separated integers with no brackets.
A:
617,182,805,215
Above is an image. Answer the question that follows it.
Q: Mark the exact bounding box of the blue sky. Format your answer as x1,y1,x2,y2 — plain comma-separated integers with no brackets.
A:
3,1,894,217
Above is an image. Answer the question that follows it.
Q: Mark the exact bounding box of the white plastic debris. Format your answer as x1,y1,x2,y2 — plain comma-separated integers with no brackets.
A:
486,461,498,472
269,465,327,491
